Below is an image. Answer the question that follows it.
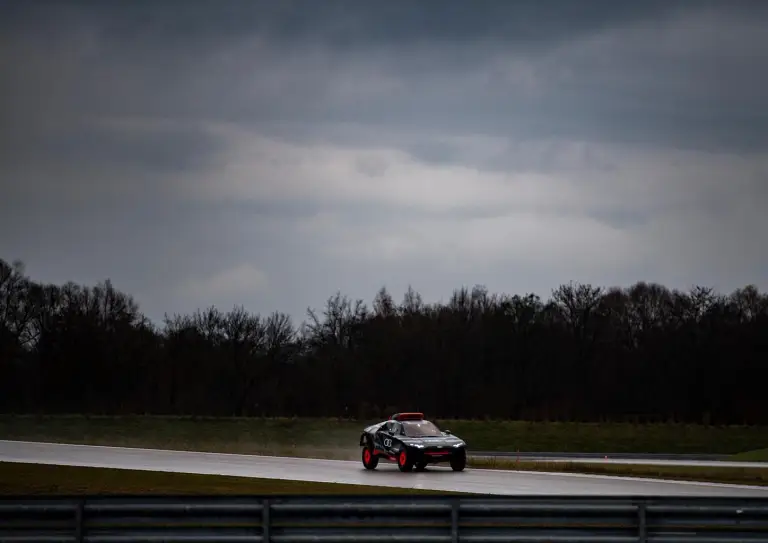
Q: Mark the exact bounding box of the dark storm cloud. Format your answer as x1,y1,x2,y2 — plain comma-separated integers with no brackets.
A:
0,0,711,50
1,0,767,324
3,120,218,178
4,0,768,154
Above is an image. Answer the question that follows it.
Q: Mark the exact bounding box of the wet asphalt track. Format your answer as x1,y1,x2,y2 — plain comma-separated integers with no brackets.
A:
472,453,768,468
2,440,768,496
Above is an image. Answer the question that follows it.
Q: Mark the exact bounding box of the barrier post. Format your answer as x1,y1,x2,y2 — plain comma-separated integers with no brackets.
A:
637,501,647,543
75,499,84,543
451,498,459,543
263,498,271,542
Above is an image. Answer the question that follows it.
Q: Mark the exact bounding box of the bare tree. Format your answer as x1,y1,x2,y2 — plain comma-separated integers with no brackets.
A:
3,256,768,424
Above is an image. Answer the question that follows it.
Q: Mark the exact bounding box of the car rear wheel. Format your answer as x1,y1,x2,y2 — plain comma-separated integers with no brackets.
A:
450,449,466,472
362,442,378,470
397,449,413,472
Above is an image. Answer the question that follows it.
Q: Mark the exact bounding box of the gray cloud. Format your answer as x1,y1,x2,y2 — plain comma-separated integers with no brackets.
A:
1,0,767,325
0,1,704,50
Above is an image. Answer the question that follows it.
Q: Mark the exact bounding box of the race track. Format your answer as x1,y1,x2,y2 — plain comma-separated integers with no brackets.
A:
2,440,768,497
472,452,768,468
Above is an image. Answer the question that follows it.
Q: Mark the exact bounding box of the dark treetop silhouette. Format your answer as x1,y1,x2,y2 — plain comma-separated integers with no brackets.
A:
1,257,766,424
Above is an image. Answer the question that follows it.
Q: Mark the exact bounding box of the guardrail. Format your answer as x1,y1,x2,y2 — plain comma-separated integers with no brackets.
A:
2,494,768,542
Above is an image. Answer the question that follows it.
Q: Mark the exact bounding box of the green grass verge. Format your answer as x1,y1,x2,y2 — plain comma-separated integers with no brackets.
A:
2,415,767,456
469,457,768,487
730,448,768,462
442,419,768,454
0,462,461,496
2,459,767,497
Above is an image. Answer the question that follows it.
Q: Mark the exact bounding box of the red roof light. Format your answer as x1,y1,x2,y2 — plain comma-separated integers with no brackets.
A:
391,412,424,421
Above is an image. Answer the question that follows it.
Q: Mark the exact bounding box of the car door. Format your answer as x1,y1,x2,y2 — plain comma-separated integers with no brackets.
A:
375,421,397,456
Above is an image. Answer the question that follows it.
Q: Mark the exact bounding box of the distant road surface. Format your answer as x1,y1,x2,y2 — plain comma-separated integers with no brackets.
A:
2,440,768,497
470,451,767,468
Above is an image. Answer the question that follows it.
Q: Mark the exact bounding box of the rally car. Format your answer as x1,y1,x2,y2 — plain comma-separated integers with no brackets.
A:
358,412,467,472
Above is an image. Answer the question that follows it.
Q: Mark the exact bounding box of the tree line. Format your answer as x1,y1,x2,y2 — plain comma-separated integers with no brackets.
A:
1,257,767,424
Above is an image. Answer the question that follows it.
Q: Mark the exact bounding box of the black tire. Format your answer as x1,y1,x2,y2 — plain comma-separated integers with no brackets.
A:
415,461,428,471
397,448,413,472
362,439,379,470
450,449,466,472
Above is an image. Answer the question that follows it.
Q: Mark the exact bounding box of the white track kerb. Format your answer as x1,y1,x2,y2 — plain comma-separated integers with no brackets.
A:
2,440,768,496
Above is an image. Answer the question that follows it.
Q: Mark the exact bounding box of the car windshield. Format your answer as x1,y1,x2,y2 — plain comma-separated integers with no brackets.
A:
402,420,443,437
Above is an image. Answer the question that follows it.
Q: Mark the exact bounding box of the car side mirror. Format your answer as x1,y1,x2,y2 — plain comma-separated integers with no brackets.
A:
443,430,452,435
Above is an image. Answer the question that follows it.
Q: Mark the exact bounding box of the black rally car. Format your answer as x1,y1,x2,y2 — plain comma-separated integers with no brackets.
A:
358,412,467,472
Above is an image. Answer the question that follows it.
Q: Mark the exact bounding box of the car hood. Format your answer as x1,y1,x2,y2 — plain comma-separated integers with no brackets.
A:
400,435,465,447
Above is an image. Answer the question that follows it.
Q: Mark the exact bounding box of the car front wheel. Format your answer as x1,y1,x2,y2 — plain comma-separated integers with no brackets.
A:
450,449,466,472
362,444,379,470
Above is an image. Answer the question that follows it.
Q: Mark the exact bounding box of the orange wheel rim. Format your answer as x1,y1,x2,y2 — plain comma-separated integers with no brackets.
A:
364,449,371,463
399,451,406,465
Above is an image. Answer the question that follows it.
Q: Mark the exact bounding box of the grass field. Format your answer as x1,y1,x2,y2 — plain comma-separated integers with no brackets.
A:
0,462,461,496
731,448,768,462
2,415,767,457
3,459,768,495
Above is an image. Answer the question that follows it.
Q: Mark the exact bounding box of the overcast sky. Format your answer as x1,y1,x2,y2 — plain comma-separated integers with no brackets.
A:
2,0,767,326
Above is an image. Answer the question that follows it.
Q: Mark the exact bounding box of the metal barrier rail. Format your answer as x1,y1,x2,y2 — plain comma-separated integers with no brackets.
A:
2,494,768,542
